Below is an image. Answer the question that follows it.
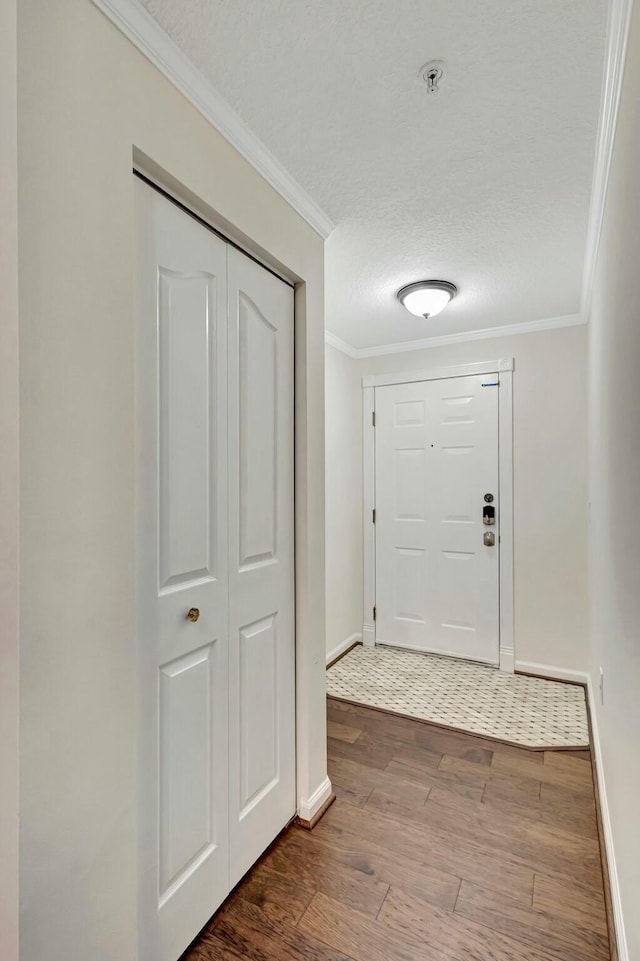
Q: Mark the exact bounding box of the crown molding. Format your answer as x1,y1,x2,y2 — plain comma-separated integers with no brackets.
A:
325,312,585,359
324,331,360,358
90,0,334,239
580,0,635,320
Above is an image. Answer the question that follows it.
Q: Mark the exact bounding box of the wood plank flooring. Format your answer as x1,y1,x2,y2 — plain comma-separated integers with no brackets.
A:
184,697,611,961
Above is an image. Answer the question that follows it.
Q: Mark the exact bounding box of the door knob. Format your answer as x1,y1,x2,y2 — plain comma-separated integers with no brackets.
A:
483,531,495,547
186,608,200,623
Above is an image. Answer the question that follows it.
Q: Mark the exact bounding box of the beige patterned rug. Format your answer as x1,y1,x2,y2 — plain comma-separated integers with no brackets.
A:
327,644,589,748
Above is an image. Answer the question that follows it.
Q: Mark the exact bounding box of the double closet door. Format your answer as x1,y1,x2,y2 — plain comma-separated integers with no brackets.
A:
135,178,295,961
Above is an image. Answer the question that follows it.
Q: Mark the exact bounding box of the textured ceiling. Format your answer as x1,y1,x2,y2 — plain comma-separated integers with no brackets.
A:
141,0,608,348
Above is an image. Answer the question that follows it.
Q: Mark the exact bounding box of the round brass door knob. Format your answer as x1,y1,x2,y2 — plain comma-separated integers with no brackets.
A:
186,608,200,623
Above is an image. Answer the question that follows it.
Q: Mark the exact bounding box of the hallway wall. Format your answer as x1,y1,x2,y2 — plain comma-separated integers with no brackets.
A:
325,324,589,673
325,343,363,659
587,3,640,955
17,2,327,958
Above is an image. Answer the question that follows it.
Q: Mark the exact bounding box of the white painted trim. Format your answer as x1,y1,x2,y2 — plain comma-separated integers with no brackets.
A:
362,625,376,647
0,2,19,956
499,648,515,673
580,0,635,321
363,357,514,389
298,776,333,823
364,362,515,669
498,369,514,673
327,313,583,360
325,331,360,359
89,0,334,239
326,633,362,666
586,675,629,961
362,386,376,646
515,661,590,685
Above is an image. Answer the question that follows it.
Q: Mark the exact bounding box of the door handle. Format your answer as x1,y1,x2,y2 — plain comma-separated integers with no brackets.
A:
483,531,495,547
186,608,200,622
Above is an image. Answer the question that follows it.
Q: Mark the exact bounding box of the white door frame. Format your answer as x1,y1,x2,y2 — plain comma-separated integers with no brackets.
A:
0,3,19,955
362,358,515,673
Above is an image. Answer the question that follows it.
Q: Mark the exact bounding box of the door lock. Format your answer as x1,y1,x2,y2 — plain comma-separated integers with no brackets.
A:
483,531,496,547
483,504,495,525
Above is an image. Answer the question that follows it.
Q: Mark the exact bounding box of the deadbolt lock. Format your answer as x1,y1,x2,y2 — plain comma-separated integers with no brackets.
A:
483,504,496,525
186,608,200,623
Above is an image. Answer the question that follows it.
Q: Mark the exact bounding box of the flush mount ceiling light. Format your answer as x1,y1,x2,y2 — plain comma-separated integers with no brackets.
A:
396,280,458,319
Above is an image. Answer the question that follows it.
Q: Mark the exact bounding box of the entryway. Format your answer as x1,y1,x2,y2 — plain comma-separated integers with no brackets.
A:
135,178,296,961
327,646,589,748
327,358,589,752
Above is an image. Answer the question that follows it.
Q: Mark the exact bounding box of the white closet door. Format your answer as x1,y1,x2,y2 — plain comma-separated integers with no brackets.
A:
135,180,230,961
375,374,499,664
227,247,296,886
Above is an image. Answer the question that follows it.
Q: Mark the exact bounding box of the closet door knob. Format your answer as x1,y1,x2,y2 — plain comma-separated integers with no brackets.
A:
186,608,200,623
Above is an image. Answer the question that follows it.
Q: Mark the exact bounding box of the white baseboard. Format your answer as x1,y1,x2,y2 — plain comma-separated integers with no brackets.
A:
298,776,333,823
586,676,629,960
326,633,361,666
515,660,590,685
512,660,627,955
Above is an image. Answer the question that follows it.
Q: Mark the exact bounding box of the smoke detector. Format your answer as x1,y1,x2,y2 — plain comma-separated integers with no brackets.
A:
419,60,447,94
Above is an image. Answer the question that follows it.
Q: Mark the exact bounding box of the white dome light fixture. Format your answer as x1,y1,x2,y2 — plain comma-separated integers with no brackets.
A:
396,280,458,319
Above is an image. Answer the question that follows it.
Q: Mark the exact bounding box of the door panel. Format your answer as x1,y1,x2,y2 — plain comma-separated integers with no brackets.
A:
238,293,278,569
375,375,499,663
395,448,427,520
159,643,217,899
135,180,229,961
238,614,278,812
158,269,217,589
395,547,428,623
227,246,295,887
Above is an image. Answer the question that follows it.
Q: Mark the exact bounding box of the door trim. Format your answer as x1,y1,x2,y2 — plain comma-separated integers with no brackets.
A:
362,358,515,673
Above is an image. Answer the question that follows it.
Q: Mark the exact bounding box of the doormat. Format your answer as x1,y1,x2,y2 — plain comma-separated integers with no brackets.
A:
327,645,589,749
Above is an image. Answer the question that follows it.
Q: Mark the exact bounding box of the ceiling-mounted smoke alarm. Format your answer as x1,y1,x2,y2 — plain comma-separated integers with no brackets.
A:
397,280,458,319
419,59,447,94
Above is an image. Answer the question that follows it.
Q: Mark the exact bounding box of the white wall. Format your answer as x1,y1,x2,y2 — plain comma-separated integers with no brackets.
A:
587,3,640,956
18,1,326,958
0,1,19,958
325,323,589,673
325,344,363,657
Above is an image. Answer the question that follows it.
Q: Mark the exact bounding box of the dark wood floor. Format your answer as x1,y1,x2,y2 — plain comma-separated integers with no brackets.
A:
186,696,610,961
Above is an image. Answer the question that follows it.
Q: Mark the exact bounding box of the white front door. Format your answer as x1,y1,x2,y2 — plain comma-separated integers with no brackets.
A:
135,179,295,961
375,374,499,664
